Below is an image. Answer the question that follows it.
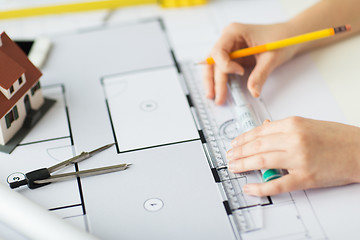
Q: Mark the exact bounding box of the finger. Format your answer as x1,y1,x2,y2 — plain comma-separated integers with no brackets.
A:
227,133,287,160
228,151,290,173
212,49,245,75
231,119,285,147
203,64,215,99
243,174,302,196
213,24,244,54
214,66,229,105
247,53,275,97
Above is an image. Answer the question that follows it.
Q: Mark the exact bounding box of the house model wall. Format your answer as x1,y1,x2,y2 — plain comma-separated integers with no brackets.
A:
0,32,44,145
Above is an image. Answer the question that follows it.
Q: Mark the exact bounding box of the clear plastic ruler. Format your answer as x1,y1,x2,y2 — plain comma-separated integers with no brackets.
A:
181,62,270,235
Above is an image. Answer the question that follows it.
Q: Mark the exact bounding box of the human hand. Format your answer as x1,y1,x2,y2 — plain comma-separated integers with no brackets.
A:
226,117,360,196
204,22,299,105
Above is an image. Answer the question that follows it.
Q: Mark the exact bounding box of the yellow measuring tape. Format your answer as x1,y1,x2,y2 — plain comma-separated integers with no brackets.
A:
0,0,208,20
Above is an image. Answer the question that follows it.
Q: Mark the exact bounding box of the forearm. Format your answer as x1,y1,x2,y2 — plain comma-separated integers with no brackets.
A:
287,0,360,55
348,126,360,183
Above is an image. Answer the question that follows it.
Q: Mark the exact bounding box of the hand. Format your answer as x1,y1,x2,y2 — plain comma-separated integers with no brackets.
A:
226,117,360,196
204,22,299,105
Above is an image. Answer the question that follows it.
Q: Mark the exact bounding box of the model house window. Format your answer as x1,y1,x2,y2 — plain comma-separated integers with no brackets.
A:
31,82,41,96
5,106,19,129
18,77,23,85
9,86,14,94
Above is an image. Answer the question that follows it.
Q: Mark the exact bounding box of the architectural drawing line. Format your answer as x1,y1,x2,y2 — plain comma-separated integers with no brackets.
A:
100,64,174,85
303,191,328,238
17,136,71,146
63,214,87,220
117,138,201,154
49,203,82,211
104,99,119,153
237,204,262,210
56,83,87,217
261,231,314,240
65,107,74,146
74,162,87,215
170,49,182,74
186,95,194,107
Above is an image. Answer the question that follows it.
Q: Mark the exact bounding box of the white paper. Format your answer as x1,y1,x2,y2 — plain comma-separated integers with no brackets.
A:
103,67,199,152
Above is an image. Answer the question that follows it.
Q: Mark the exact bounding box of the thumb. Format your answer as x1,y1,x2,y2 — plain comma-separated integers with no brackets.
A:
247,55,275,98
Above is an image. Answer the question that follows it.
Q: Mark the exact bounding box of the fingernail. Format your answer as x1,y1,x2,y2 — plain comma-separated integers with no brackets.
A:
226,150,234,160
252,84,260,97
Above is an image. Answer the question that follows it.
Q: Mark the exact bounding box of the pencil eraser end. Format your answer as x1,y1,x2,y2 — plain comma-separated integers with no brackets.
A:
346,24,351,31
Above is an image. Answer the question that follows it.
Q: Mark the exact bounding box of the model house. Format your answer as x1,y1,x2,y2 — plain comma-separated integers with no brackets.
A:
0,32,44,145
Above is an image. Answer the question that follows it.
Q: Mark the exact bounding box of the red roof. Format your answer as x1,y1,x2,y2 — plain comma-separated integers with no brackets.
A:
0,51,25,90
0,32,42,118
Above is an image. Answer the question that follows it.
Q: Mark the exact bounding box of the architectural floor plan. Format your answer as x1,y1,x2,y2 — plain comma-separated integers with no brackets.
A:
0,18,330,240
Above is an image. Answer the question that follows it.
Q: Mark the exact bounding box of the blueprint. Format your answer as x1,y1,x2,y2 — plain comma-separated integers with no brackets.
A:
0,0,359,239
0,18,326,240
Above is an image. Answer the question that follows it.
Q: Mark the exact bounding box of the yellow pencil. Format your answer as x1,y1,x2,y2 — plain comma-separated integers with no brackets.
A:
0,0,156,20
0,0,208,20
199,25,351,65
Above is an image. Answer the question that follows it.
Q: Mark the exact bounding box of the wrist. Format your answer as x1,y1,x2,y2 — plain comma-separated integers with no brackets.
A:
269,22,302,62
352,128,360,183
346,125,360,183
282,20,307,56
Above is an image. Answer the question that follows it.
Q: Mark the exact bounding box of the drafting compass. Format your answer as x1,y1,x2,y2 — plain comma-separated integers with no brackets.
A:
8,143,131,189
